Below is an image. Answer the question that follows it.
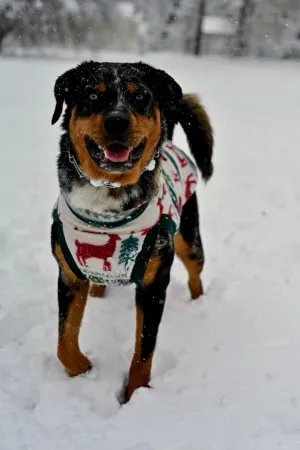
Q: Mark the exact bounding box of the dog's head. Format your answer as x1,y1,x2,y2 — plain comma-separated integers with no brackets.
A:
52,61,182,185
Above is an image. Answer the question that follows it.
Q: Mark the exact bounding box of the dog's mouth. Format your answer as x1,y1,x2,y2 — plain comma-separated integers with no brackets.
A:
85,137,145,171
104,144,131,163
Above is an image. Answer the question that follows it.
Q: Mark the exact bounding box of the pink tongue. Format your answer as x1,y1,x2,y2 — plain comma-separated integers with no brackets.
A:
104,146,130,162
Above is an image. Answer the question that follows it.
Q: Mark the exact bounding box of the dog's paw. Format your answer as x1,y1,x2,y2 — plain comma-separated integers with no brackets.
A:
66,356,92,377
118,376,150,405
189,278,204,299
58,351,92,377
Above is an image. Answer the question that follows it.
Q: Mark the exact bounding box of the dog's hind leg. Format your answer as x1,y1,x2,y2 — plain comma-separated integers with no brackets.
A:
174,192,204,299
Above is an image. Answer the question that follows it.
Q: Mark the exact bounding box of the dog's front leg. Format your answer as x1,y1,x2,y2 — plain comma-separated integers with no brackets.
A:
57,272,91,377
52,222,91,377
123,230,174,403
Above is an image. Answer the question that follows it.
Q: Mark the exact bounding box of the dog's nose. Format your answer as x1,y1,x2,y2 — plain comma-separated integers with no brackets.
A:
103,111,130,137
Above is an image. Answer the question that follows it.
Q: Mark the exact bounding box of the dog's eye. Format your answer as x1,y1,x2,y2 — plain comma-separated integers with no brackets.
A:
136,94,144,101
89,93,98,101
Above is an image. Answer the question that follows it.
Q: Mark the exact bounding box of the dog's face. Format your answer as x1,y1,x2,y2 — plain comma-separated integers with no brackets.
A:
52,61,182,185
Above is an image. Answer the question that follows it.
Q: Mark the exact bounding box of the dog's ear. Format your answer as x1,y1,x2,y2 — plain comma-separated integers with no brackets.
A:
51,69,75,125
135,62,182,114
52,61,100,124
52,73,66,125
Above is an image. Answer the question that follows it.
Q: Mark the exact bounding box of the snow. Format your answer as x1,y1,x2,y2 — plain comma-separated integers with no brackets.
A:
89,178,122,188
144,159,156,172
202,16,235,36
1,52,300,450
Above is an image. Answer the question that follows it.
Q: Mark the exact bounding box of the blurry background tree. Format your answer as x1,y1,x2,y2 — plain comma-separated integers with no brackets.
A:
0,0,300,59
233,0,255,56
194,0,207,55
0,0,36,51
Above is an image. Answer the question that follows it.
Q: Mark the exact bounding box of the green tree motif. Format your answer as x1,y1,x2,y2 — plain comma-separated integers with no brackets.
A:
118,236,139,269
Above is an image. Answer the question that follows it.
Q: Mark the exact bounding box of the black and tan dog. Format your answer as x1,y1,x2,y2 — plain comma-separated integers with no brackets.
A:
51,61,213,403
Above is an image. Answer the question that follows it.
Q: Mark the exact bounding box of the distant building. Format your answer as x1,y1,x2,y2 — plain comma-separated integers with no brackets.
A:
116,1,136,19
201,16,236,55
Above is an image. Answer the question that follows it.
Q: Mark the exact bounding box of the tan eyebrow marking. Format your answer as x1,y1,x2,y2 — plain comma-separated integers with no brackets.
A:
127,82,137,92
97,82,106,92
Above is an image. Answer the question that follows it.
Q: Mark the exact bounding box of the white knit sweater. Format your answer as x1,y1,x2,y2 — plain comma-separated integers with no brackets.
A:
53,142,198,286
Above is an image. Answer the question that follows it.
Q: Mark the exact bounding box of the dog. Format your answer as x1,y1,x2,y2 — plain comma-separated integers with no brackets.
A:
51,61,213,403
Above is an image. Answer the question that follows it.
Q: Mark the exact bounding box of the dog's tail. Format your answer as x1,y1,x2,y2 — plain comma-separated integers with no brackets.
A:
176,94,214,182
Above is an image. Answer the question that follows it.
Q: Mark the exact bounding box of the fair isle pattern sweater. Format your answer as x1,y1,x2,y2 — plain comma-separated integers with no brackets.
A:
53,142,198,286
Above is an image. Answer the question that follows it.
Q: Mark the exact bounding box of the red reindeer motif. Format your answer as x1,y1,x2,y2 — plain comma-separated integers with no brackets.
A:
171,146,188,168
157,197,164,216
177,196,182,214
173,172,180,182
165,143,174,150
174,151,188,168
166,142,187,168
168,204,173,218
162,183,167,197
75,234,121,271
185,173,197,200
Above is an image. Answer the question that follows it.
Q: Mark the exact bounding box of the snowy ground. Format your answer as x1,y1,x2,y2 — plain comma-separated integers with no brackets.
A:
1,52,300,450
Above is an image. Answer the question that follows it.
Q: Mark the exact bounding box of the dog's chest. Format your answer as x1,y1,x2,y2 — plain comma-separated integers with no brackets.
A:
67,183,140,216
